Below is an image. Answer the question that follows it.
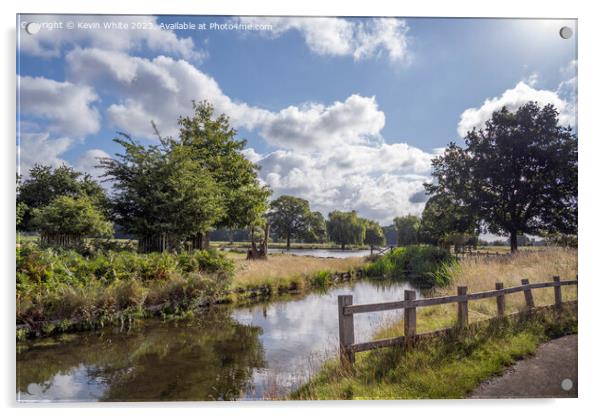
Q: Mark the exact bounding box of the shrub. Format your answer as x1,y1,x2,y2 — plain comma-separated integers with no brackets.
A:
365,245,456,287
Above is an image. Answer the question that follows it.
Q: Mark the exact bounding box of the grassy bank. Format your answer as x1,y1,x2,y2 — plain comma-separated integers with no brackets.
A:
16,243,365,339
292,248,577,399
228,252,364,296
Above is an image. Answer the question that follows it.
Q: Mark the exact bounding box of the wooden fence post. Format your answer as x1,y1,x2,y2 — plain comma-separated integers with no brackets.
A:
338,295,355,364
521,279,535,310
457,286,468,328
553,275,562,306
495,282,505,317
404,290,417,345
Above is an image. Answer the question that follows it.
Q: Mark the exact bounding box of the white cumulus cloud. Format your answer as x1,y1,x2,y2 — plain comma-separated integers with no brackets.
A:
457,79,576,137
19,75,101,138
18,132,72,177
233,17,411,63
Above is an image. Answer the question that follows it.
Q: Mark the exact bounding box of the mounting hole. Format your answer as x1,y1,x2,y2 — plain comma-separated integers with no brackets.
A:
561,378,573,391
25,22,41,35
559,26,573,40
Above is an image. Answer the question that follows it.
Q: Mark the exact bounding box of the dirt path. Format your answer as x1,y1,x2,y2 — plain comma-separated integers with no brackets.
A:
470,334,577,399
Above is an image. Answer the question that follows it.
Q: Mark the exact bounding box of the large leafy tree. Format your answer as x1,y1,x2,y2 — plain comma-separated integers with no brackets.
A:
326,210,366,250
267,195,313,249
172,101,270,246
17,165,108,231
305,211,328,243
426,102,577,252
100,134,223,252
394,215,421,246
363,219,385,248
31,195,113,244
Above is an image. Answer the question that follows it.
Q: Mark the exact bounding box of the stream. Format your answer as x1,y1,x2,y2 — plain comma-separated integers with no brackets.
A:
16,280,420,402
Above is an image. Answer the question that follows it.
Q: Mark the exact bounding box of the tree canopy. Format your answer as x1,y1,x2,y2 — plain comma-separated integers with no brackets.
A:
31,195,113,239
326,210,366,250
394,215,421,246
268,195,314,249
363,219,385,247
99,134,223,251
173,101,270,234
426,102,577,252
419,193,480,250
17,165,108,231
305,211,328,243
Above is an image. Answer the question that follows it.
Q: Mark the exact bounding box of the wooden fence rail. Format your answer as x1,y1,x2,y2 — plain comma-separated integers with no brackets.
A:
337,275,577,364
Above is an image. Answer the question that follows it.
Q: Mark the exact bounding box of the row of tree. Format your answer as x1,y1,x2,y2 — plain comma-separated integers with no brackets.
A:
267,195,384,250
17,101,577,254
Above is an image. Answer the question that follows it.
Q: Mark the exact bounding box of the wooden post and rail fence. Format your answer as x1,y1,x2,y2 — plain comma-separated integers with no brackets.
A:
337,275,577,364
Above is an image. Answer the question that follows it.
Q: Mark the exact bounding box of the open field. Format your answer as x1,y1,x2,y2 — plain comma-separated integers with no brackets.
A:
292,248,577,399
228,252,366,292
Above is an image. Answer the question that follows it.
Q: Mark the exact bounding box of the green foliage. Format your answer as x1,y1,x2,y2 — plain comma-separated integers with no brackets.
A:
394,215,421,246
100,133,223,249
363,219,385,247
174,101,270,231
268,195,315,249
100,102,270,251
16,244,234,326
327,210,366,250
305,211,328,243
426,102,577,252
419,193,479,249
365,245,456,287
31,196,113,239
17,165,109,231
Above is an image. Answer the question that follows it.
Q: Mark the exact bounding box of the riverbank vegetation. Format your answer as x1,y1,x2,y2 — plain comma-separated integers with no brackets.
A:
364,245,456,287
292,248,577,399
16,243,365,339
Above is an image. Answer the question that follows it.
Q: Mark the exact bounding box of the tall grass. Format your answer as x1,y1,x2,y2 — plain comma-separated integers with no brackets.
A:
230,253,365,293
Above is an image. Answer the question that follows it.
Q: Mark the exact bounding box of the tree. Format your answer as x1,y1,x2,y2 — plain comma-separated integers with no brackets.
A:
173,101,270,247
31,196,113,246
17,165,108,231
426,102,577,252
394,215,420,246
326,210,365,250
382,224,397,246
304,211,328,243
100,134,223,252
267,195,313,250
363,219,385,249
419,193,480,251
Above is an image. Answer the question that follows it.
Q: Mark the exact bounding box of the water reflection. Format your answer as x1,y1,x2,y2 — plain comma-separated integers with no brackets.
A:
17,280,419,401
18,310,265,401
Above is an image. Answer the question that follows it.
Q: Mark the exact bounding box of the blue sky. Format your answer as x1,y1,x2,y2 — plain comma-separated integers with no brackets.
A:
16,15,577,226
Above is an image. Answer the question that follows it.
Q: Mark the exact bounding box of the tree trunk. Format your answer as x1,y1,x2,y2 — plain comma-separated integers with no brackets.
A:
286,234,291,251
203,232,210,250
510,230,518,253
342,243,346,250
263,222,269,259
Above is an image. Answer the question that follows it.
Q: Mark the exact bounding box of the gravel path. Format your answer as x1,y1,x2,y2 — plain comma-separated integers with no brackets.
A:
470,334,578,399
